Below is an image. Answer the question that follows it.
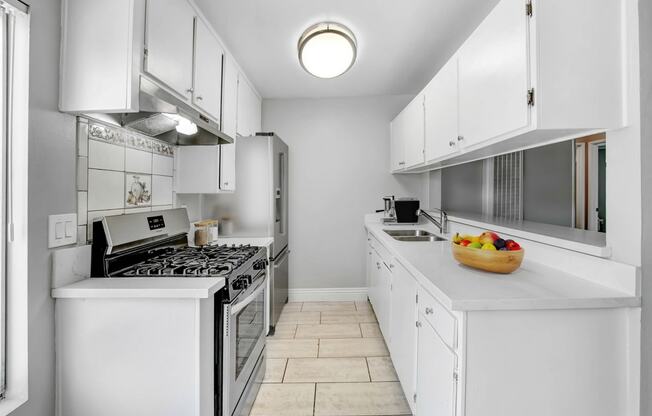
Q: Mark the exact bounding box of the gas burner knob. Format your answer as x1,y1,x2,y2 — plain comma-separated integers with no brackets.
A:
253,260,267,270
232,280,247,290
240,274,253,285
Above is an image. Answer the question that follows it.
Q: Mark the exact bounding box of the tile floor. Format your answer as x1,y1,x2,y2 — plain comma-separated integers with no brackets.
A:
251,301,412,416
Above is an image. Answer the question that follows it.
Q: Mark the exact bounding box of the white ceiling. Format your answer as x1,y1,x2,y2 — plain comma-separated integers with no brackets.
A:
195,0,499,99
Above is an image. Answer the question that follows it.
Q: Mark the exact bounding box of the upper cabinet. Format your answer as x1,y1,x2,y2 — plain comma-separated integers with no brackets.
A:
457,0,529,148
144,0,196,101
391,0,624,173
424,57,459,162
192,17,224,120
390,94,425,171
59,0,261,136
237,76,262,137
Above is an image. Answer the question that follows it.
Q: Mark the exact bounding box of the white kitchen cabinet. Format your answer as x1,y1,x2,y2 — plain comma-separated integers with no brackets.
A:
219,55,239,191
144,0,196,101
416,316,457,416
366,235,392,340
424,57,460,162
391,94,425,170
193,17,224,120
237,76,262,137
457,0,529,148
389,261,418,413
389,123,405,172
377,260,392,340
390,0,624,172
60,0,262,136
176,146,221,194
364,225,635,416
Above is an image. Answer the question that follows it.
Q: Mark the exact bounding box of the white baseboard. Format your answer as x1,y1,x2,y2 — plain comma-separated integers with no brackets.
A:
288,287,368,302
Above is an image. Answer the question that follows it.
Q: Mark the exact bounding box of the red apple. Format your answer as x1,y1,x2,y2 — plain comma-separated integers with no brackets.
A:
460,240,471,247
505,240,521,251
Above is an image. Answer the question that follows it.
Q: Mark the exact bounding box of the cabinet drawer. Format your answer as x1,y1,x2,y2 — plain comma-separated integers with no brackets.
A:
419,288,457,350
368,233,392,265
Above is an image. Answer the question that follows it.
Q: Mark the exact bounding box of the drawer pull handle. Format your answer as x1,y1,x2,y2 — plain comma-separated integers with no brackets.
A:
425,307,434,315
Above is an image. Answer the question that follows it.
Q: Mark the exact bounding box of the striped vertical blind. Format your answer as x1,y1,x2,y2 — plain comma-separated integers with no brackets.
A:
493,152,523,221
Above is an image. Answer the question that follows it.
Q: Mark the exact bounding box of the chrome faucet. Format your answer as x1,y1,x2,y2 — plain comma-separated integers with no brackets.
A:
418,208,448,234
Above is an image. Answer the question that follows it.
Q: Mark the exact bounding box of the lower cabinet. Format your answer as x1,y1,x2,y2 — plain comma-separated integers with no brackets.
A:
366,231,634,416
416,315,457,416
389,261,418,413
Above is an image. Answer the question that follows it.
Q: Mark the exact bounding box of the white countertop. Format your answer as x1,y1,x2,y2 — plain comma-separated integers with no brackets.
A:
365,215,639,311
51,277,225,299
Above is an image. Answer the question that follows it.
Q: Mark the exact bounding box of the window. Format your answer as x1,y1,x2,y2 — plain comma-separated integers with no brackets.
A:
0,1,29,413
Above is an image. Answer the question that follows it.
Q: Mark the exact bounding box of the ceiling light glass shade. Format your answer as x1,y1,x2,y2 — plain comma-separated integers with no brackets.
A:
164,113,198,136
298,22,357,79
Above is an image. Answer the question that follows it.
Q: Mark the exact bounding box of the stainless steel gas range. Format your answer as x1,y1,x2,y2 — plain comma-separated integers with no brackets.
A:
90,208,268,416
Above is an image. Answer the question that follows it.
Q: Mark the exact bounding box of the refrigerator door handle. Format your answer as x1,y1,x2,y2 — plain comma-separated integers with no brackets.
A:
273,249,290,266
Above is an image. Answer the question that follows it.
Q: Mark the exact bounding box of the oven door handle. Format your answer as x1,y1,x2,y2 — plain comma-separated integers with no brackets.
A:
231,276,267,315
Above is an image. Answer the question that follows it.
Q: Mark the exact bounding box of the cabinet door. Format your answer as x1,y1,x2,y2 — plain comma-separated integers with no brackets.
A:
193,18,223,121
402,94,426,168
389,119,405,172
389,262,418,411
417,318,457,416
145,0,195,100
377,261,392,340
458,0,530,148
368,250,382,310
220,55,238,191
176,146,219,194
237,76,262,137
424,57,459,162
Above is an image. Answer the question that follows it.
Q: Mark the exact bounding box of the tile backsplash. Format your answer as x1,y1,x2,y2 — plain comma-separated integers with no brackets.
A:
76,117,176,243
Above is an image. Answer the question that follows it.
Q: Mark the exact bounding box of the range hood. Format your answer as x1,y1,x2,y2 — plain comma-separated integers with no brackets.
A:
102,77,234,146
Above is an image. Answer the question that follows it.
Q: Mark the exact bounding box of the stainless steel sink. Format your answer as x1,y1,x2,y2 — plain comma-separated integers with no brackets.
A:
383,229,446,242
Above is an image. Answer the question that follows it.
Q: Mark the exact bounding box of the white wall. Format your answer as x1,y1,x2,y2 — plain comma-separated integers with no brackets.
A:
639,0,651,413
12,0,77,414
262,96,424,290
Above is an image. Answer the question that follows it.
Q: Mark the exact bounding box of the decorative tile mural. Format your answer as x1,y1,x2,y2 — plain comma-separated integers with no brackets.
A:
76,117,176,243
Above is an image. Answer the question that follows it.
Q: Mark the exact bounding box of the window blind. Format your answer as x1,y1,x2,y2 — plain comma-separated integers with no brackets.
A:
493,152,523,221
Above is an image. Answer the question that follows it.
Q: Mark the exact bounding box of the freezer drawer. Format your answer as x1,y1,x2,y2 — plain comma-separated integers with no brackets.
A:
270,247,289,330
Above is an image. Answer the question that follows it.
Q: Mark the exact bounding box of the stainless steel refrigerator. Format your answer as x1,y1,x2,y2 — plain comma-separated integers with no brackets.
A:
206,133,289,332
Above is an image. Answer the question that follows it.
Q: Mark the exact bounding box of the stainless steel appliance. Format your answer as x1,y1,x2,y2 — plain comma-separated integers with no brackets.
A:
206,132,289,332
89,208,269,416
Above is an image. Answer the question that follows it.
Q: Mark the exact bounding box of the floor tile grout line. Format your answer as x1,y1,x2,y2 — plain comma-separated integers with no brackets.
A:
281,358,289,383
364,357,372,382
312,383,317,416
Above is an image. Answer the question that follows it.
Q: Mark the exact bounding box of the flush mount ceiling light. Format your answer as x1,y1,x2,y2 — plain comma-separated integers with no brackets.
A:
298,22,357,79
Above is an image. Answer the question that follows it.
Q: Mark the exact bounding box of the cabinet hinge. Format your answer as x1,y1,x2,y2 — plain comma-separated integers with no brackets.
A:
453,371,459,382
416,293,419,304
527,88,535,106
526,0,533,17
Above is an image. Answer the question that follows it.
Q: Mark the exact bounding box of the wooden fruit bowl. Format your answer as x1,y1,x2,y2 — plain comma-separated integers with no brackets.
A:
451,242,524,274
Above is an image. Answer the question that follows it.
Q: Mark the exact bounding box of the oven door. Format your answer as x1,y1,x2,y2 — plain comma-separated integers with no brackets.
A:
223,274,267,416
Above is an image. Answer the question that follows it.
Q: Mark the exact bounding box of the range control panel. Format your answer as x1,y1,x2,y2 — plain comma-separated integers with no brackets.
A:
147,215,166,230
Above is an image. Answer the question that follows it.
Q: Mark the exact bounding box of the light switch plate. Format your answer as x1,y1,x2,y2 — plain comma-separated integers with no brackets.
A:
48,213,77,248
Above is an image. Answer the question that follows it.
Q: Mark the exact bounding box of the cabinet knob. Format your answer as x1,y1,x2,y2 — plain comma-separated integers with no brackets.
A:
186,88,194,93
223,182,229,186
398,161,405,166
416,321,422,328
196,95,203,101
449,140,455,147
425,307,434,315
457,135,464,142
389,263,395,268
